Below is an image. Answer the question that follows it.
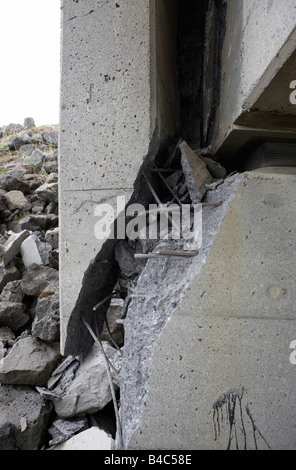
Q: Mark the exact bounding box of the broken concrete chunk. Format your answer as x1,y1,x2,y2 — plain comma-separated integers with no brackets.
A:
31,281,60,342
54,342,121,418
35,182,58,203
0,280,23,303
0,174,30,193
41,131,59,146
0,336,61,386
26,149,46,169
0,385,53,450
101,298,124,347
21,263,59,297
54,427,113,451
1,230,30,265
20,235,43,267
51,355,76,377
48,417,88,447
115,240,143,278
202,156,227,180
5,191,31,212
18,214,58,232
180,141,213,204
0,193,11,220
0,301,30,331
0,264,21,293
0,326,15,345
20,234,53,268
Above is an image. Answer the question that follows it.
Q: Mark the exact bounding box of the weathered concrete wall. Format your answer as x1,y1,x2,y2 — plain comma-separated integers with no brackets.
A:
59,0,179,353
125,170,296,450
212,0,296,154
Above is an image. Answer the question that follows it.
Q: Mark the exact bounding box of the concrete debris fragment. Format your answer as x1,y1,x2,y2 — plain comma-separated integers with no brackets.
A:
18,213,58,232
20,235,43,267
21,263,59,297
202,156,227,179
31,281,60,342
20,234,53,268
180,141,213,203
0,280,23,303
0,385,53,450
5,190,31,212
35,181,58,203
0,263,21,293
45,227,59,249
53,427,113,451
100,298,125,347
47,417,88,448
1,230,30,265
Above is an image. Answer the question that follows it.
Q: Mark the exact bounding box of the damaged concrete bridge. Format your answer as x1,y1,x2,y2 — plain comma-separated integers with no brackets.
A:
59,0,296,450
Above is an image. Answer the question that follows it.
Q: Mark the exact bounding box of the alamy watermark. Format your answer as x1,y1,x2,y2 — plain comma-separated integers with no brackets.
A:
289,80,296,104
94,196,203,250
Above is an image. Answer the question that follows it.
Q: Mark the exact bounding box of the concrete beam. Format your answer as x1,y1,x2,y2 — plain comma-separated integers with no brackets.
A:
211,0,296,159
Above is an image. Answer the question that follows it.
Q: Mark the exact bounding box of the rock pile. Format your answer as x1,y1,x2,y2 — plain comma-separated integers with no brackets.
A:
0,119,121,450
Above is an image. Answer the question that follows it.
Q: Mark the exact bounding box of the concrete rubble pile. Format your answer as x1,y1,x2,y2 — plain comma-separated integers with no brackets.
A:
0,119,118,450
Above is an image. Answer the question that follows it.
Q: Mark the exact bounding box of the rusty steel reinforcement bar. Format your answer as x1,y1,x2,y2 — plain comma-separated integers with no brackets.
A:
134,250,199,259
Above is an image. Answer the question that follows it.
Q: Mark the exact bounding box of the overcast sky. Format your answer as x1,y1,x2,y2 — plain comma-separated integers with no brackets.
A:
0,0,61,128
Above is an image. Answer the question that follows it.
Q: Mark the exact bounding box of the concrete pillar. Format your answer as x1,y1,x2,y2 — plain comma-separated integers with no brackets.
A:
59,0,179,353
210,0,296,163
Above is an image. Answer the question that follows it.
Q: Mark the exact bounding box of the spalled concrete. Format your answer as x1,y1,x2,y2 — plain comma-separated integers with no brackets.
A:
122,170,296,450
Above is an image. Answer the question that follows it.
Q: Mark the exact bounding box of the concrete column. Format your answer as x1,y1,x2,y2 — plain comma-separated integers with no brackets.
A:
210,0,296,161
126,170,296,450
59,0,179,353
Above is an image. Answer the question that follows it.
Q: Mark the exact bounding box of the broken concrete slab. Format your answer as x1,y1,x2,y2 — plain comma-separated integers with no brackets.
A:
1,230,30,265
21,263,59,297
0,336,61,386
121,171,296,450
54,341,121,418
0,264,21,293
180,141,213,203
0,384,53,450
20,234,43,267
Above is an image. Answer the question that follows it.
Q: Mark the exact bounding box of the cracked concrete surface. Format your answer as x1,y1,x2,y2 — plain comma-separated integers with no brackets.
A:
117,172,243,449
123,170,296,450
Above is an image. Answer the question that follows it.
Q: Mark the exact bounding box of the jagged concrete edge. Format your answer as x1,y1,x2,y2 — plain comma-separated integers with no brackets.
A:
117,172,244,449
